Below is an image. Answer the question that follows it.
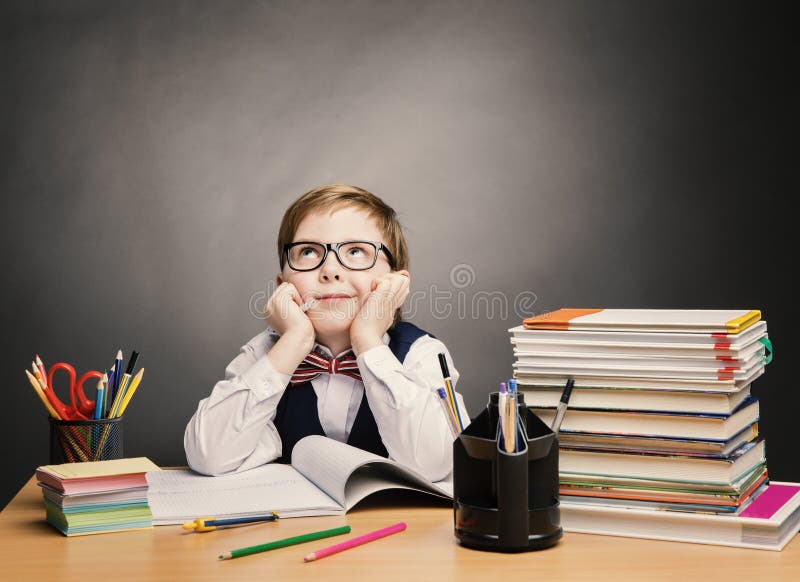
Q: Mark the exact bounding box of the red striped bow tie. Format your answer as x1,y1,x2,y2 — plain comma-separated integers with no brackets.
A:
290,350,362,385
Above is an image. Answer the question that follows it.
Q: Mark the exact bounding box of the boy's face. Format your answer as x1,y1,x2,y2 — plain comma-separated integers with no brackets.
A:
277,205,395,341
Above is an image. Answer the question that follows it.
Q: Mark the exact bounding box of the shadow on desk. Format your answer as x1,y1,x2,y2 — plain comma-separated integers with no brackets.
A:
348,489,453,512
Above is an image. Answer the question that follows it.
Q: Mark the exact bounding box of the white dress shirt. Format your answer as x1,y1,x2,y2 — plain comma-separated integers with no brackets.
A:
184,328,467,482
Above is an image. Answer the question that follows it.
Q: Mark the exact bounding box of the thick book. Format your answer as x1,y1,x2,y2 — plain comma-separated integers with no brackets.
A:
555,423,758,456
558,440,766,485
146,435,452,525
532,397,759,440
519,383,753,414
559,481,800,550
513,368,763,393
561,472,768,514
513,358,764,381
509,320,768,346
522,309,761,334
513,346,765,372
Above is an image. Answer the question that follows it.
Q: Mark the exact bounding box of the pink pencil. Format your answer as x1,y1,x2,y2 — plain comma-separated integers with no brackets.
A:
303,522,407,562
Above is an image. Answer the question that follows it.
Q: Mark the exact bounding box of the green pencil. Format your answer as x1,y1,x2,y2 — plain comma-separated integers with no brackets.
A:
218,525,351,560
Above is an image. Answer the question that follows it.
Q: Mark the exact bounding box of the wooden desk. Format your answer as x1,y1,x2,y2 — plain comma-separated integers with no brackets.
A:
2,475,799,581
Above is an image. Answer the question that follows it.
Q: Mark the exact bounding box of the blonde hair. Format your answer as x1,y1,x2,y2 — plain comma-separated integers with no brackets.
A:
277,184,409,271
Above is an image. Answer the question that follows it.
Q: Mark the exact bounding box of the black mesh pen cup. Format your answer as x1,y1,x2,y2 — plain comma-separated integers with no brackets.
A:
49,417,124,464
453,391,562,552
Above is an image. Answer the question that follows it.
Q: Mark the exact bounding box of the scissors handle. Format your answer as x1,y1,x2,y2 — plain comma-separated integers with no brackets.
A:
45,363,77,420
75,370,103,418
47,363,103,421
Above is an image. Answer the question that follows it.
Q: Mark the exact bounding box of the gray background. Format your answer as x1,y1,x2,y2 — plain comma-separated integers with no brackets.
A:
1,1,795,509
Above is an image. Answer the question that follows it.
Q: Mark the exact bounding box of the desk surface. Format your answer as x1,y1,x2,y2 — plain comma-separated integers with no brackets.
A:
2,476,799,581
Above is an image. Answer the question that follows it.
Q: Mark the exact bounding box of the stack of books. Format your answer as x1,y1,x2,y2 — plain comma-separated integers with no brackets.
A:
509,309,800,550
36,457,160,536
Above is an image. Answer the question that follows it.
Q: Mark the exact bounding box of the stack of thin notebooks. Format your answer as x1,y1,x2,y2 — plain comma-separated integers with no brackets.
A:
36,457,160,536
510,309,800,550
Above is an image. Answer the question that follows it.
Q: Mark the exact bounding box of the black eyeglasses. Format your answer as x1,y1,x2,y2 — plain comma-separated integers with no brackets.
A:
283,241,397,271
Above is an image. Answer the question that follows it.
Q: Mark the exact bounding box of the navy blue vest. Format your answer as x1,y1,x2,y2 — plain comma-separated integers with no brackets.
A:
273,321,431,463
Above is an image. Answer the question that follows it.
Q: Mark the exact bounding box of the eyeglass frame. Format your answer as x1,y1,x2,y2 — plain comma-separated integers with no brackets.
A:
282,240,397,272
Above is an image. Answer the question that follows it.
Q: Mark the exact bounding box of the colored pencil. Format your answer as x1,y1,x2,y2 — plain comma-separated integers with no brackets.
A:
94,375,106,420
35,355,48,387
219,525,351,560
25,370,60,419
304,522,407,562
116,368,144,417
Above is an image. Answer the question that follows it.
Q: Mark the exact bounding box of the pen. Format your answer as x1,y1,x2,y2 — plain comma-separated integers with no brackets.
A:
183,513,278,532
115,350,139,401
498,382,508,451
436,387,460,439
550,378,575,435
437,353,464,430
304,522,407,562
219,525,351,560
111,350,123,406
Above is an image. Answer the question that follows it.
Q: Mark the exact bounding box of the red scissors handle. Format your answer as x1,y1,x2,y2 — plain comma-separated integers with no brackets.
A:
46,363,103,421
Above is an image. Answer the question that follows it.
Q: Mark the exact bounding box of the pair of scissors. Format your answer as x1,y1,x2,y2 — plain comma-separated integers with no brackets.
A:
45,363,103,421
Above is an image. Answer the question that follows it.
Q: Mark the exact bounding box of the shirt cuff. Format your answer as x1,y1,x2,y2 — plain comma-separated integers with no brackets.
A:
240,354,292,400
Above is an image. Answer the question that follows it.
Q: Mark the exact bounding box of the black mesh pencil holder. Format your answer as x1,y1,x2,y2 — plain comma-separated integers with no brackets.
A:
453,391,562,552
49,417,124,464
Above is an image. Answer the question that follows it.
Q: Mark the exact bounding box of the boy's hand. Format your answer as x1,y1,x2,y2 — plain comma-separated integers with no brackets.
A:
350,271,411,355
264,282,315,353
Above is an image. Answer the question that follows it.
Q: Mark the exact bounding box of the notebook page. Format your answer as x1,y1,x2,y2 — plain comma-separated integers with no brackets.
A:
292,435,452,509
146,463,341,525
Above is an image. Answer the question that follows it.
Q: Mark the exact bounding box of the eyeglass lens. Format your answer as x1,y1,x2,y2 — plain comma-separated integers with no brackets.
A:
288,242,378,270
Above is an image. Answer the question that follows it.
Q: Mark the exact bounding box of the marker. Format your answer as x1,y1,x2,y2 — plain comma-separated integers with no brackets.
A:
550,378,575,435
219,525,351,560
304,522,407,562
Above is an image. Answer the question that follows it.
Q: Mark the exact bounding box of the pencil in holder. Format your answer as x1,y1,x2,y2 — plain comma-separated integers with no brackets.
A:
49,417,124,464
453,391,562,552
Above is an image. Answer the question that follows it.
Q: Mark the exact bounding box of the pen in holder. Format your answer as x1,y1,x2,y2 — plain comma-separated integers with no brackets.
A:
453,391,561,552
49,417,124,464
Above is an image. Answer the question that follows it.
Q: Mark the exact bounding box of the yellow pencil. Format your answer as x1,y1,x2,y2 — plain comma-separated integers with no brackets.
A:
25,370,61,419
116,368,144,417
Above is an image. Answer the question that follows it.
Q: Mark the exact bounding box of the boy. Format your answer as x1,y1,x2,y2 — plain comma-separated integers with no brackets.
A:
184,184,466,482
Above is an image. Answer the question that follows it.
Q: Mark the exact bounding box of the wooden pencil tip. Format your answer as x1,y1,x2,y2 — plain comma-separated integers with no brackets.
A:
116,349,123,358
218,553,231,560
303,554,315,562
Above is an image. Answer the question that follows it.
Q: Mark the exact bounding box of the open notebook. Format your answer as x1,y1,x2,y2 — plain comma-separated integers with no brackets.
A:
146,436,452,525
